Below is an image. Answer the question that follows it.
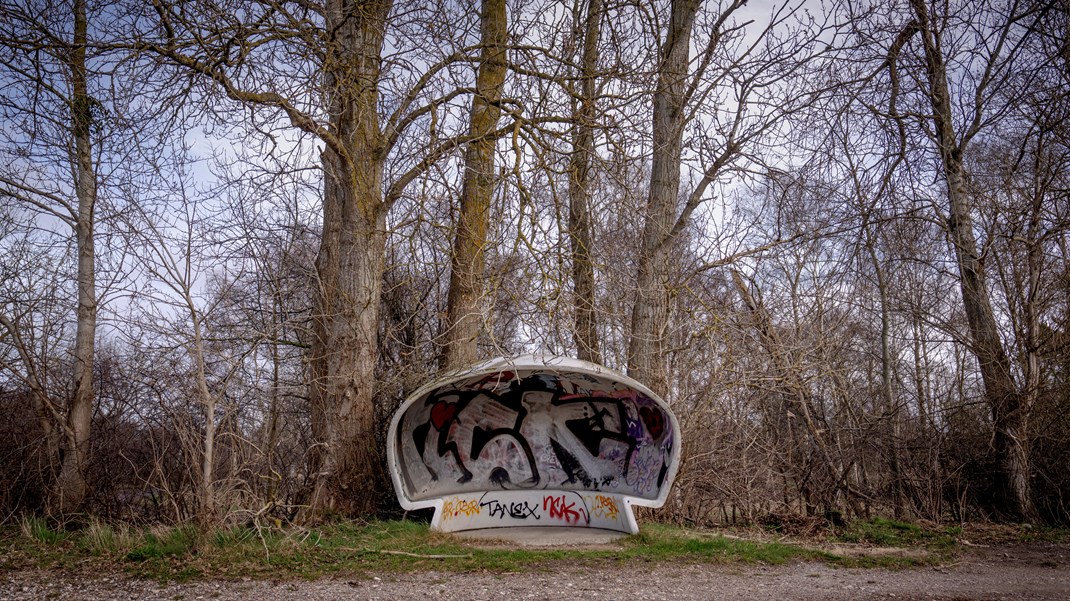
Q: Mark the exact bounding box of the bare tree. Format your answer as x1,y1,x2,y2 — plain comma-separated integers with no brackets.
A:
133,0,522,516
442,0,508,369
567,0,604,364
628,0,832,396
902,0,1047,521
0,0,101,511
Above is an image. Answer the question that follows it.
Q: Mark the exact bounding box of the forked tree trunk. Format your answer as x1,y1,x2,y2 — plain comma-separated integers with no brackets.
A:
730,269,851,514
55,0,96,512
854,153,905,516
865,222,904,518
442,0,508,370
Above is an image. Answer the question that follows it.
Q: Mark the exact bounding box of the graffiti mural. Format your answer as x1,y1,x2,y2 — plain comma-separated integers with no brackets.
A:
387,355,681,534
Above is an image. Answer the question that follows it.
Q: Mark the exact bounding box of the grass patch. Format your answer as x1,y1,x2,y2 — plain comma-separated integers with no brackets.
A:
837,518,959,550
815,517,969,568
4,518,954,582
77,518,140,556
624,523,826,564
126,525,200,562
20,516,68,545
1018,526,1069,544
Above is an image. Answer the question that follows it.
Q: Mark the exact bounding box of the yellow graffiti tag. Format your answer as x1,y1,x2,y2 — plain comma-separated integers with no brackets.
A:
441,498,481,521
589,494,620,521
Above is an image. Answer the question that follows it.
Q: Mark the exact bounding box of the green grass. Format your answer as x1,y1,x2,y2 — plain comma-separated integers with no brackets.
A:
819,517,970,568
837,518,959,550
126,524,200,561
2,518,962,582
76,518,141,556
20,516,69,545
624,523,827,563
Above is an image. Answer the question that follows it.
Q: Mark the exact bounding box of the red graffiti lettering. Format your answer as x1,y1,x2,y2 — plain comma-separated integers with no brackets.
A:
542,494,589,525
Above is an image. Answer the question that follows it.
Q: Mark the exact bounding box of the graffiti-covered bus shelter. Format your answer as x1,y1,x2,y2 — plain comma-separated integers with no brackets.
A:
387,355,680,535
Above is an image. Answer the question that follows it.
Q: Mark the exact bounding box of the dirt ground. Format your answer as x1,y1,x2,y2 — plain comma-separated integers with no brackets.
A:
1,542,1067,600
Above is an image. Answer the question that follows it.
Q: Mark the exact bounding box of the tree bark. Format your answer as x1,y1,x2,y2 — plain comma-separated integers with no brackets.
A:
568,0,603,365
627,0,699,397
910,0,1038,522
442,0,508,370
55,0,96,513
306,0,391,518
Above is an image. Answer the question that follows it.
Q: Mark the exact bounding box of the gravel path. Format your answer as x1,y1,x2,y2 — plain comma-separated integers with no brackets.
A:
1,544,1067,600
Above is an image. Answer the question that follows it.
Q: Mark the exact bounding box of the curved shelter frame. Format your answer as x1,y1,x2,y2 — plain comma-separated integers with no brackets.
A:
387,355,681,534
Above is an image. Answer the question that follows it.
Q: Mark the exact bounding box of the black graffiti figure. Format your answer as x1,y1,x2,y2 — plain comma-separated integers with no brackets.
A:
550,438,594,488
411,373,546,487
468,375,545,487
411,389,476,484
553,396,638,479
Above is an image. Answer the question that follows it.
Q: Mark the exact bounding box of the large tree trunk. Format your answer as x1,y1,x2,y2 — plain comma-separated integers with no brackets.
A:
55,0,96,512
306,0,391,518
442,0,507,370
910,0,1037,522
568,0,603,365
627,0,698,396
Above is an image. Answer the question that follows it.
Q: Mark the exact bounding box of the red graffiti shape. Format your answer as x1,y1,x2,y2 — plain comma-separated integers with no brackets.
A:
639,406,665,439
543,494,587,524
430,401,458,431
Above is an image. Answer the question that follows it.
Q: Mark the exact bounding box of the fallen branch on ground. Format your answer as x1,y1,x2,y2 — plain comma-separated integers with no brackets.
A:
335,547,472,559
